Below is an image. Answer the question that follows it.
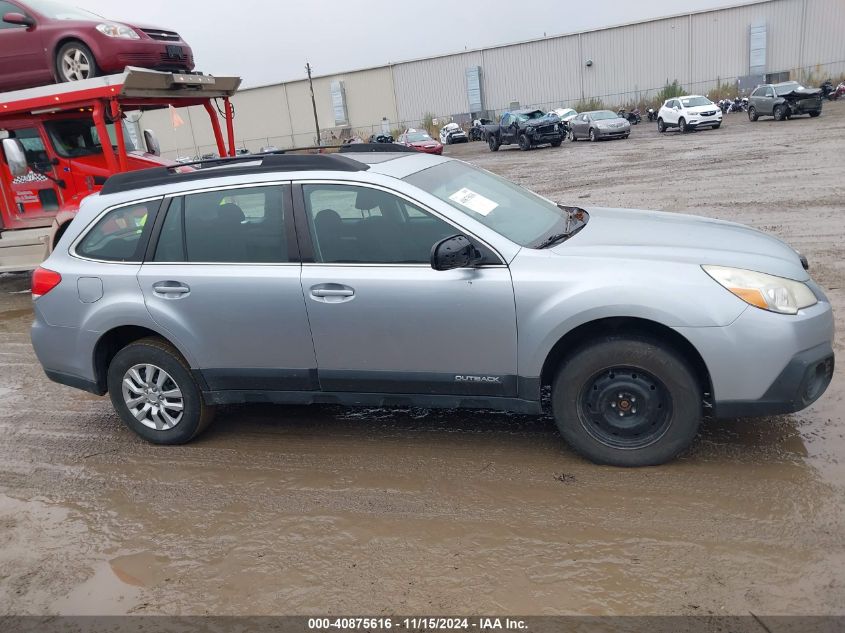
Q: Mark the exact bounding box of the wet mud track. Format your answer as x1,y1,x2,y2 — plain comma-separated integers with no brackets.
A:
1,103,844,616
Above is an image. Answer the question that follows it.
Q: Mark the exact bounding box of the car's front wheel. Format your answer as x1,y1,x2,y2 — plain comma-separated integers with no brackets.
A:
56,41,99,82
488,136,500,152
518,134,531,150
809,110,821,117
773,105,786,121
678,118,688,133
589,128,597,142
107,337,215,444
569,129,577,141
552,336,702,466
748,106,759,121
657,118,665,133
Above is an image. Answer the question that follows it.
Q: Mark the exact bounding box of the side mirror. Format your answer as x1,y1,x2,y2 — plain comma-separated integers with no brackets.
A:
2,138,28,177
143,129,160,156
430,234,482,271
3,12,35,27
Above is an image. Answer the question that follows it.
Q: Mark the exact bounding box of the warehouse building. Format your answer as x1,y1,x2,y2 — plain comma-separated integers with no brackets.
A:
140,0,845,158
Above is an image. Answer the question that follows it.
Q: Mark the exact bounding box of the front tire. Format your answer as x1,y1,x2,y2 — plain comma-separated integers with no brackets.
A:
809,110,821,117
56,41,99,82
657,118,665,133
678,117,688,133
550,139,563,147
488,136,500,152
589,128,597,142
552,337,701,466
107,337,215,444
569,129,577,141
518,134,531,150
773,105,786,121
748,106,759,121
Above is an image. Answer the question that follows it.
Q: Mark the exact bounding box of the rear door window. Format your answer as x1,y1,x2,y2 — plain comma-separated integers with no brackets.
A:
153,185,290,263
76,200,158,262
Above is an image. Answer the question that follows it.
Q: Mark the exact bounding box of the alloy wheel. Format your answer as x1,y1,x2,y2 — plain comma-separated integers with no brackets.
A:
61,48,92,81
121,363,184,431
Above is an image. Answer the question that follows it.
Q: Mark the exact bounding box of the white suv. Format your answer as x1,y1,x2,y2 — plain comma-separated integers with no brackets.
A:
657,95,722,133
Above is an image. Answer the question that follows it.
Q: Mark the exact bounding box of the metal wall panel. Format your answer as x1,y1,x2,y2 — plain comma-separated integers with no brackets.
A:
800,0,845,78
581,15,690,105
480,37,581,112
393,51,483,123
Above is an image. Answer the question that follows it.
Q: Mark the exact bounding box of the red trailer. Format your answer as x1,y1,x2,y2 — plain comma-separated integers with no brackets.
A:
0,67,241,271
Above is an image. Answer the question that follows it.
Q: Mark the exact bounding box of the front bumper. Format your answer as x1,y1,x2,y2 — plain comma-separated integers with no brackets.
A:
715,343,834,417
93,37,195,73
595,127,629,138
688,113,722,127
675,296,835,419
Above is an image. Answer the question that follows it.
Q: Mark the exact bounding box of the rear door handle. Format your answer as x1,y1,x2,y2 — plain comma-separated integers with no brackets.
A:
310,283,355,303
152,281,190,298
312,288,353,297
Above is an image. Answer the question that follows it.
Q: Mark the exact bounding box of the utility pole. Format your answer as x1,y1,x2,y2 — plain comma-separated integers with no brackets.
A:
306,62,320,145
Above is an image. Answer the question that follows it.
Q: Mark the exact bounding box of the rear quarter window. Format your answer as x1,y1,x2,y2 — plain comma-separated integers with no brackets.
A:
75,200,158,262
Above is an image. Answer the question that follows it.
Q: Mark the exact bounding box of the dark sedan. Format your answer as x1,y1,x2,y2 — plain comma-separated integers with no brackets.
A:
0,0,194,91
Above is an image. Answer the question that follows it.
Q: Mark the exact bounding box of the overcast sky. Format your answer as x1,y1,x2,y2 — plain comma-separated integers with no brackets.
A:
73,0,734,88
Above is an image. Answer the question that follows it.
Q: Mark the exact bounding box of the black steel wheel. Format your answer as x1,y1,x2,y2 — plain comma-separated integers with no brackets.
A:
552,336,702,466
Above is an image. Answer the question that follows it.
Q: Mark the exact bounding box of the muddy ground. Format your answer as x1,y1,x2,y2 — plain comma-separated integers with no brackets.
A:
1,103,844,617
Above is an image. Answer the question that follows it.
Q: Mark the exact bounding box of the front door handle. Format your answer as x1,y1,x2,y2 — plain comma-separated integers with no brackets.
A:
152,281,190,298
310,283,355,303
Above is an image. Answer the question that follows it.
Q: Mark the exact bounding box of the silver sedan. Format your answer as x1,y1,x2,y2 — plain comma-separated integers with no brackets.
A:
569,110,631,141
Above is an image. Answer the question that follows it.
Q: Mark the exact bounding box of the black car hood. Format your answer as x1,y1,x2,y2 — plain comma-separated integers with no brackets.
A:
780,87,822,100
522,114,559,128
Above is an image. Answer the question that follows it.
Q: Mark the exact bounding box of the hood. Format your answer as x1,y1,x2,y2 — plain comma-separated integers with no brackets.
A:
595,117,629,126
552,207,807,281
522,114,559,127
410,140,439,147
685,104,719,114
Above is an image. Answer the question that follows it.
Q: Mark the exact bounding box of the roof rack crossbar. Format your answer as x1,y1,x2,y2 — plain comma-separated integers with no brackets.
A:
99,152,369,196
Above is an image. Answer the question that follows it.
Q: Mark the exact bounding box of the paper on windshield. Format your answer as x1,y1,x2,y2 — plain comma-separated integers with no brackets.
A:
448,188,498,216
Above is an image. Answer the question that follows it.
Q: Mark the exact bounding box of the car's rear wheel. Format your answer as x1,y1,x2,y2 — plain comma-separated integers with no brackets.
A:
657,118,665,133
56,41,99,82
773,105,786,121
107,337,215,444
552,336,702,466
748,106,759,121
589,128,597,142
518,134,531,150
488,136,500,152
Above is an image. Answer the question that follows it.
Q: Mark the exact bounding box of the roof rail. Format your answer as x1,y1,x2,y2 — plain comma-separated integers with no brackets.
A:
338,143,418,153
100,153,369,196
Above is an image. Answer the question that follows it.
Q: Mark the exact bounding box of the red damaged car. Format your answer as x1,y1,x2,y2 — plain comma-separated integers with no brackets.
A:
0,0,195,91
398,129,443,155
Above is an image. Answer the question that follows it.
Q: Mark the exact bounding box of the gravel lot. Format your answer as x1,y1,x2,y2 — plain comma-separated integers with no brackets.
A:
1,102,844,617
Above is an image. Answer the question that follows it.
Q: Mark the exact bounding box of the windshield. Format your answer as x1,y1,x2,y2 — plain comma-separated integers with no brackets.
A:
404,160,576,246
514,110,545,122
24,0,101,20
45,119,138,158
775,82,805,95
406,132,433,142
680,96,712,107
591,111,618,120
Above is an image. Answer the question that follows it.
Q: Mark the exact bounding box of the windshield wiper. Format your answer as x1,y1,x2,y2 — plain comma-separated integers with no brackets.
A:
535,205,589,249
535,233,570,249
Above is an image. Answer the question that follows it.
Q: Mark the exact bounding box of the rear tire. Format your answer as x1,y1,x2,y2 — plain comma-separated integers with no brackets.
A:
748,106,759,121
657,118,665,133
552,337,702,467
56,41,99,82
107,337,215,444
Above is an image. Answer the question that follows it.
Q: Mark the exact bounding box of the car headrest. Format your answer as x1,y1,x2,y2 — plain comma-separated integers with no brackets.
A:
217,203,245,225
315,208,342,228
355,188,383,211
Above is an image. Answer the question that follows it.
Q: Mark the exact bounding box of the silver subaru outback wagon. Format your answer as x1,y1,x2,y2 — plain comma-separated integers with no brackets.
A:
30,149,834,466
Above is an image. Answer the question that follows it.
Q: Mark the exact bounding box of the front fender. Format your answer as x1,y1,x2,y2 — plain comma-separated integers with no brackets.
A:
510,253,747,377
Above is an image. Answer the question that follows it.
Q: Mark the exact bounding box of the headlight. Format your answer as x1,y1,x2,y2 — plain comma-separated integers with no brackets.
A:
702,265,817,314
96,23,140,39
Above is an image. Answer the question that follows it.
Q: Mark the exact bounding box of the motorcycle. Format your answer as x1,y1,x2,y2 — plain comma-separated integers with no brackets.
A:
468,118,492,141
820,80,835,100
647,108,658,122
617,108,641,124
836,82,845,100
